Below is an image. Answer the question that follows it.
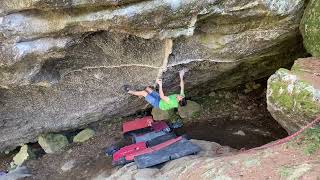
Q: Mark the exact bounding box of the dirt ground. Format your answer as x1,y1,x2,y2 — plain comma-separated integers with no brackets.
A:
225,143,320,180
22,120,125,180
0,152,16,172
0,85,292,179
175,120,285,150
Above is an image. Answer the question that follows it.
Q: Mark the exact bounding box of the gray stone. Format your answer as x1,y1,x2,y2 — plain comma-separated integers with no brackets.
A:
0,0,212,41
38,134,69,154
267,58,320,134
73,128,95,143
61,160,76,172
162,0,305,94
13,145,35,166
178,100,201,119
151,108,175,121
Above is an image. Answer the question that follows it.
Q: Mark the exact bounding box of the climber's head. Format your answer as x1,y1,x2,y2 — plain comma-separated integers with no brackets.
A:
177,95,187,106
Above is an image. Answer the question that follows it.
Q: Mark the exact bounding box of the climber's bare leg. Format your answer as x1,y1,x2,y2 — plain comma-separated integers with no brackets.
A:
128,90,148,97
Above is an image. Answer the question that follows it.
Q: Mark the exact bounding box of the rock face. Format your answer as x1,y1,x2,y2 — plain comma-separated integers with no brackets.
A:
0,34,172,152
300,0,320,57
267,58,320,134
162,0,305,93
0,0,306,151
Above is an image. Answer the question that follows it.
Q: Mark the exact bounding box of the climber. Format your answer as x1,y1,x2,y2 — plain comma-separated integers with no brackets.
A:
125,69,188,110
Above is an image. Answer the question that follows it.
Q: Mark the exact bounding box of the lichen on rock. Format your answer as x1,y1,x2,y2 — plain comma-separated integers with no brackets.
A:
300,0,320,57
73,128,95,143
177,100,201,119
267,58,320,134
38,134,69,154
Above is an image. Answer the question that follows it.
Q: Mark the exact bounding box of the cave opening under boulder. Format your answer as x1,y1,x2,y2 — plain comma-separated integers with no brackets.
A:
145,78,289,150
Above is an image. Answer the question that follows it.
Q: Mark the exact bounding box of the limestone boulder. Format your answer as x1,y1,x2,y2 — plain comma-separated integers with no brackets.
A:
300,0,320,57
267,58,320,134
163,0,305,93
0,0,306,152
0,33,172,152
38,134,69,154
73,128,95,143
178,100,201,119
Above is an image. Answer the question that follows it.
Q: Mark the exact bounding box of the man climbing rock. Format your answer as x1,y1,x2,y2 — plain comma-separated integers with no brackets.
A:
126,69,187,110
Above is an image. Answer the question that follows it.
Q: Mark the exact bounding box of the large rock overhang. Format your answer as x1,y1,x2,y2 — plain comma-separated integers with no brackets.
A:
0,0,306,151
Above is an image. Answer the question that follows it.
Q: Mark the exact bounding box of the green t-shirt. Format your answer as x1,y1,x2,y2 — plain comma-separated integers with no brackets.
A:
159,94,179,110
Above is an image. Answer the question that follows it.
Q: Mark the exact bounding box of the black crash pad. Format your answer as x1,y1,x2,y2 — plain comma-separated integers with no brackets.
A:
134,138,201,169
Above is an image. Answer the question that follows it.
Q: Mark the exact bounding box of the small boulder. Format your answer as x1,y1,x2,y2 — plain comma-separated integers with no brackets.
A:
38,133,69,154
73,128,95,143
61,160,76,172
267,58,320,134
151,108,175,120
178,100,201,119
13,145,35,166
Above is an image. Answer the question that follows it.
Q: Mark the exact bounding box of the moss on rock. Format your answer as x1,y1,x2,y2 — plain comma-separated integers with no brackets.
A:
267,66,320,134
38,133,69,154
177,100,201,119
300,0,320,57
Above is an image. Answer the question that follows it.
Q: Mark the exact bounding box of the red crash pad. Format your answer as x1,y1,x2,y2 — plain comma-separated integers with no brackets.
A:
122,116,154,134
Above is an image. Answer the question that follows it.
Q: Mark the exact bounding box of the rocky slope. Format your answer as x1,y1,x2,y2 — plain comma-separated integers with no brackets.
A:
0,0,306,151
102,139,320,180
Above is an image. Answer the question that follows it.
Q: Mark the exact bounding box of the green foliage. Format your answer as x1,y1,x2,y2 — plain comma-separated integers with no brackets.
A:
279,166,291,177
192,111,201,119
269,70,320,116
168,112,181,122
302,126,320,155
301,0,320,57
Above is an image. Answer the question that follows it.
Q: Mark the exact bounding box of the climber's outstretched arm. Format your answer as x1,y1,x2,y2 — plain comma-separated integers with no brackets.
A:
179,69,187,96
156,79,169,102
